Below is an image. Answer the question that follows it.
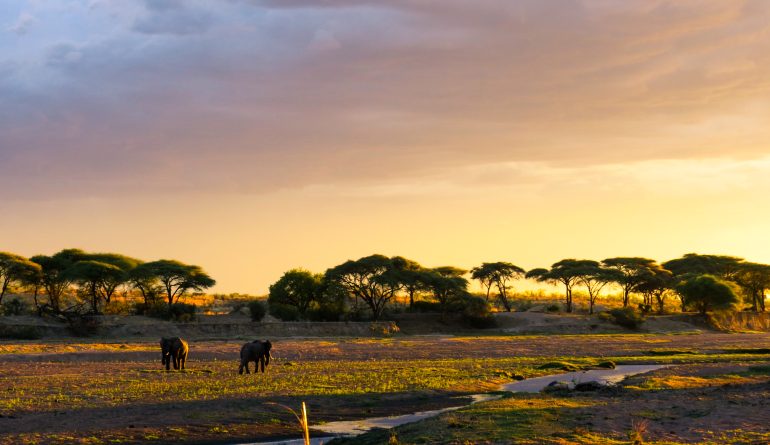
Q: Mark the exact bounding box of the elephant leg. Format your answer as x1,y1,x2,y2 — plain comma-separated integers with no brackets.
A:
259,356,265,373
238,361,244,374
181,353,186,370
173,354,180,370
165,357,171,371
245,361,251,374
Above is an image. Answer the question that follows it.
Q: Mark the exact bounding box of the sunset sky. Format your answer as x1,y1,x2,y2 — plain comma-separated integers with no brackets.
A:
2,1,770,294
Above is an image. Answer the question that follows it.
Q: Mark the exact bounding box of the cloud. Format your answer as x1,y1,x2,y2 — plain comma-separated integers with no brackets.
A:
132,1,213,35
1,0,770,201
7,12,36,35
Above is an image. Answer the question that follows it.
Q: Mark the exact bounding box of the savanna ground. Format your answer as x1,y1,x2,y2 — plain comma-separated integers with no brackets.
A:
1,333,770,444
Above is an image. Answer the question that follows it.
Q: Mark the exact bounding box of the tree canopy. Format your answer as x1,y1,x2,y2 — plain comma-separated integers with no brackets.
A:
675,274,740,315
470,262,525,312
0,252,42,305
526,259,590,313
268,269,323,316
602,257,667,307
124,259,215,309
325,254,403,320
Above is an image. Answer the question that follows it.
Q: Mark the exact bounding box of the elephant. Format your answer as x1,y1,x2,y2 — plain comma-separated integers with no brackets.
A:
239,339,272,374
160,337,189,371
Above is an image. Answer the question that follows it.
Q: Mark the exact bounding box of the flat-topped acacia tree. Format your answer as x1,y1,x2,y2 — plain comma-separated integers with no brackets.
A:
602,257,669,308
0,252,42,305
325,254,403,320
30,249,85,312
470,262,525,311
132,260,215,309
732,263,770,312
66,253,143,313
526,260,586,313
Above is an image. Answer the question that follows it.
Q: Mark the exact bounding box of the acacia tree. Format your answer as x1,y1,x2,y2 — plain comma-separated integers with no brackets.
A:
0,252,42,305
574,261,618,315
325,254,403,320
391,256,429,307
423,266,468,314
636,267,674,314
128,265,163,305
732,262,770,312
67,260,125,314
132,260,215,309
30,249,85,312
471,262,525,312
67,253,142,312
470,263,497,302
268,269,323,317
84,253,142,303
675,274,740,315
663,254,743,281
526,259,586,313
602,257,667,307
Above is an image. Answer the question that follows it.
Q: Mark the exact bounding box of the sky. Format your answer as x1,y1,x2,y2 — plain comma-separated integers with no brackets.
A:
1,0,770,294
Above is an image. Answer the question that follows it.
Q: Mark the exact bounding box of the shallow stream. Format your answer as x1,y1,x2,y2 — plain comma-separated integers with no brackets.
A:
239,364,667,445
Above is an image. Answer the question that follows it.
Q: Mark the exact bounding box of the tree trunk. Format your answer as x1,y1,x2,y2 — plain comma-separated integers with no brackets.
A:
0,278,10,305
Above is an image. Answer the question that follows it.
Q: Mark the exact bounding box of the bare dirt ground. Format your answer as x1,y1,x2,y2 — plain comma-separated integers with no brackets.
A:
1,332,767,362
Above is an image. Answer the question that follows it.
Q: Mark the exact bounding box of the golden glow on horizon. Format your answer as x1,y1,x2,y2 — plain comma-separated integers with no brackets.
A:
4,156,770,294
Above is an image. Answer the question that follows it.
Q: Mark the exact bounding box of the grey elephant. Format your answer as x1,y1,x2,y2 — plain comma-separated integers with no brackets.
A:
160,337,189,371
239,339,272,374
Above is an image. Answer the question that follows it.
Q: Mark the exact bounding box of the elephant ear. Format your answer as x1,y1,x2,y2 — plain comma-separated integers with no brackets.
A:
265,340,272,352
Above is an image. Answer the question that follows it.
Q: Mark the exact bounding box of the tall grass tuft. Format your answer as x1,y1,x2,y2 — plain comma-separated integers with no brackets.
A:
266,401,311,445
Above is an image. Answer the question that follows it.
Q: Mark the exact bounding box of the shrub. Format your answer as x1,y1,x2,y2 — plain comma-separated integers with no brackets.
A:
270,303,301,321
410,301,443,313
455,294,497,329
66,314,101,337
248,300,267,322
306,302,346,322
1,298,28,316
169,303,197,322
546,304,560,313
600,307,645,330
135,302,197,321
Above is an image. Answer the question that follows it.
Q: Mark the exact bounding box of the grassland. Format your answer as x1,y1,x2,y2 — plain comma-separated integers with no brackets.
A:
1,333,770,444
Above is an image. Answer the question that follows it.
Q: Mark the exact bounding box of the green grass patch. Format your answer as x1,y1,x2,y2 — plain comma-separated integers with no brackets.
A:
645,348,698,356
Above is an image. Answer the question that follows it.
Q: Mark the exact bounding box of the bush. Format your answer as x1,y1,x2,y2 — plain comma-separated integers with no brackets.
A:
135,302,197,321
169,303,197,322
454,294,497,329
248,300,267,321
306,302,346,322
66,314,101,337
546,304,561,313
600,307,645,330
270,303,301,321
1,299,28,316
409,301,443,313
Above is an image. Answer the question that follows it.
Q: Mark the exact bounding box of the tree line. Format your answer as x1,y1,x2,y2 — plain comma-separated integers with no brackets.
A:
269,253,769,320
0,249,215,315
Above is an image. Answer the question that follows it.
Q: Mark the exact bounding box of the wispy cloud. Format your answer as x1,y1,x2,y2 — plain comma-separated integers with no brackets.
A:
1,0,769,201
